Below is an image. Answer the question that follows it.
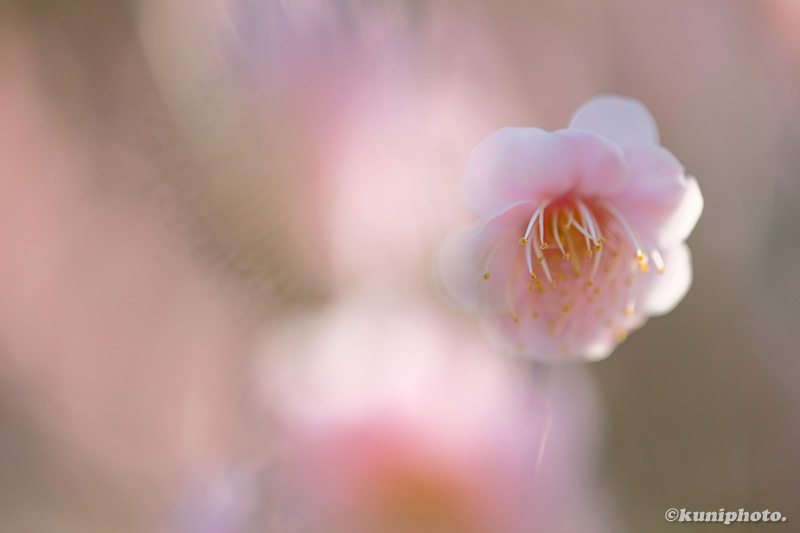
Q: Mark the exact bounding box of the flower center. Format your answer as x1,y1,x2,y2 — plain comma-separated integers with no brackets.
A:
516,197,652,284
480,196,665,352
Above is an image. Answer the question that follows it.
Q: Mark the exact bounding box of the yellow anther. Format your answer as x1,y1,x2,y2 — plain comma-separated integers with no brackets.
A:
540,242,549,250
614,329,628,343
483,272,491,280
532,311,539,319
519,237,528,245
624,306,635,317
562,305,571,313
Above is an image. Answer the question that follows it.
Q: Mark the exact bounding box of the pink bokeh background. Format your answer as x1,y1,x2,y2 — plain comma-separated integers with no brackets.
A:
2,1,800,532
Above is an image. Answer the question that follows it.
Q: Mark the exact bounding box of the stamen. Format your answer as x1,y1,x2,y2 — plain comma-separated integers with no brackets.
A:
636,250,650,273
567,210,593,241
481,239,505,280
521,200,550,244
563,226,582,277
595,246,625,296
584,203,605,251
576,199,599,243
599,200,646,265
480,246,499,279
589,244,603,282
567,209,594,255
552,211,568,259
539,204,548,249
651,248,665,274
533,230,553,285
525,238,534,278
625,261,638,317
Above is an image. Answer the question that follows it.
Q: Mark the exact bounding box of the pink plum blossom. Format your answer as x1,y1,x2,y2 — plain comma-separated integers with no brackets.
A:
258,299,609,533
439,96,703,362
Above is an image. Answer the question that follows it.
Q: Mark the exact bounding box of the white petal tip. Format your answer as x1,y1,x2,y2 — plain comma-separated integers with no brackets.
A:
569,95,660,147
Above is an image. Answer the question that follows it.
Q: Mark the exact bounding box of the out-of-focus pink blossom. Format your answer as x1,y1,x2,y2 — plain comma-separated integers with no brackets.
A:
140,0,508,288
258,299,610,533
439,96,703,361
230,1,494,287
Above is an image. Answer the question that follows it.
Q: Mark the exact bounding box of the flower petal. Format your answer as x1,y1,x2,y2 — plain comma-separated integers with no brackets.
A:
461,128,578,217
438,203,540,314
568,95,660,147
608,146,703,249
559,130,630,196
481,311,562,361
582,311,647,362
581,335,617,362
657,176,703,249
437,226,481,312
640,243,693,315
